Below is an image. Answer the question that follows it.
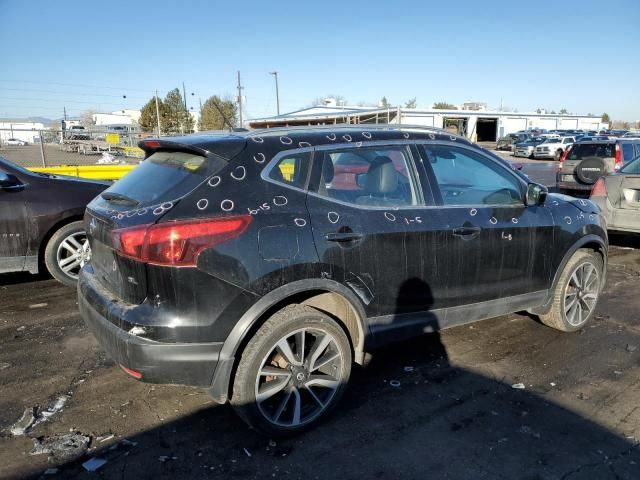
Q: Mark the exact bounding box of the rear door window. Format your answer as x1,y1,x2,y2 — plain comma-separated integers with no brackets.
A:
311,145,422,207
103,151,212,206
622,143,634,162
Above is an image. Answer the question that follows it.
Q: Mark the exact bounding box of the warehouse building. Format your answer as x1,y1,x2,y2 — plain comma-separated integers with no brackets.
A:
248,106,604,142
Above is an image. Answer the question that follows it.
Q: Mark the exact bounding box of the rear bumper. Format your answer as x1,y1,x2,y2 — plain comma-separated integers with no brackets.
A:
78,267,222,386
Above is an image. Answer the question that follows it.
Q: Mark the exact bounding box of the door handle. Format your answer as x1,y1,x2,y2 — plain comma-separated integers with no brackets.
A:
452,226,481,240
325,232,363,242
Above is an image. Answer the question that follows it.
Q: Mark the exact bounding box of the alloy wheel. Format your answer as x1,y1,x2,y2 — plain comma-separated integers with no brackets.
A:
255,327,344,428
56,231,90,280
563,261,600,327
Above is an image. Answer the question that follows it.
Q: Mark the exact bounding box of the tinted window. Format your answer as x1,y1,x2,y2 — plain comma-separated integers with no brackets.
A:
268,151,311,189
567,143,614,160
424,145,522,206
622,143,634,162
313,145,421,207
621,157,640,174
103,151,210,206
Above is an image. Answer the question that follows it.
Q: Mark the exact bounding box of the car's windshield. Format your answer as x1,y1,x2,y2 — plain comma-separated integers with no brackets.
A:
544,138,561,144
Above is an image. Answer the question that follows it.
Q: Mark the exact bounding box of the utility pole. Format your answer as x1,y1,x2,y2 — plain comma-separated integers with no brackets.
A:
63,106,67,121
270,71,280,115
237,71,243,129
155,90,161,137
182,82,187,111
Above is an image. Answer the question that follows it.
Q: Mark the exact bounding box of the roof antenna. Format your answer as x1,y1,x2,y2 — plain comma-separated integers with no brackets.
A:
209,97,235,131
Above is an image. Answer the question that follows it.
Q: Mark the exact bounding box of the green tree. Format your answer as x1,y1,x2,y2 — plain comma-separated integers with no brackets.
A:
379,96,390,108
559,108,568,114
198,95,238,131
601,113,611,124
404,97,417,108
536,108,542,114
139,96,168,133
550,110,557,114
163,88,194,133
433,102,456,109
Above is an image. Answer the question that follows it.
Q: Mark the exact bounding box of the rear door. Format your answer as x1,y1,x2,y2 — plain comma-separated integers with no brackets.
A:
420,143,554,306
305,143,449,319
611,159,640,230
85,150,219,303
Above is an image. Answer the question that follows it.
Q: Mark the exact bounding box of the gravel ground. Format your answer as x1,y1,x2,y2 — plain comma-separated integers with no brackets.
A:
0,237,639,479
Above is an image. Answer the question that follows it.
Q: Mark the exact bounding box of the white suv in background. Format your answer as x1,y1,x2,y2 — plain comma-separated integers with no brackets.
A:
534,136,576,160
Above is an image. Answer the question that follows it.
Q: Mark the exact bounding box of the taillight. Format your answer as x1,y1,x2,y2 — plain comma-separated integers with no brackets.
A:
120,364,143,379
591,178,607,197
144,140,161,148
112,216,252,266
614,144,622,170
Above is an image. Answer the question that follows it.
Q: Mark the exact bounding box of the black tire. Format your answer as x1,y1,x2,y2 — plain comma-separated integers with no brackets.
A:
539,249,603,332
231,305,352,437
44,221,89,287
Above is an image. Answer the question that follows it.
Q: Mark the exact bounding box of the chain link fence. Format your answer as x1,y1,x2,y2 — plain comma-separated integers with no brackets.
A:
0,128,149,168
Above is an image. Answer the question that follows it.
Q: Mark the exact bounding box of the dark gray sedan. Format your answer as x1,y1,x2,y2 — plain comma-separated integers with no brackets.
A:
591,155,640,233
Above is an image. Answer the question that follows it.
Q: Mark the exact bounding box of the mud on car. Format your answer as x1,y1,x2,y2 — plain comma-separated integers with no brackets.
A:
78,126,608,436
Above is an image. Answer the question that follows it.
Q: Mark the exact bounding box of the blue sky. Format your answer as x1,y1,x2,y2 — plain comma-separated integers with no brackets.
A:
1,0,639,120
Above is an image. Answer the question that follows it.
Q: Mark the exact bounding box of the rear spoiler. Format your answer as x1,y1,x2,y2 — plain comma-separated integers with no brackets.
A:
138,139,210,157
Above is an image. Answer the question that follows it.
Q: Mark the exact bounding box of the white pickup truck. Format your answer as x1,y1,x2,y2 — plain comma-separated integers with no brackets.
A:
534,136,576,160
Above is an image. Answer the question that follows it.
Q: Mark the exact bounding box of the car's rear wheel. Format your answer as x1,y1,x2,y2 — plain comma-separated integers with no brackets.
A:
44,221,90,287
231,305,352,436
540,249,603,332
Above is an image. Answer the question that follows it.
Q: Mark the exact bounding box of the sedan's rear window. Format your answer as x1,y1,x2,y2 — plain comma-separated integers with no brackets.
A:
567,144,614,160
103,151,211,206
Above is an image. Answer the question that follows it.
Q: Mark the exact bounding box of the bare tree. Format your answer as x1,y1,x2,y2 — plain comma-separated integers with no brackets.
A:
80,109,97,127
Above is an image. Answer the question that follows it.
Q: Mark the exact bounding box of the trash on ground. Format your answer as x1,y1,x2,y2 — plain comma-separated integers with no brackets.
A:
626,344,637,353
403,366,414,372
389,380,401,388
243,447,252,457
10,408,36,436
511,383,526,389
0,362,10,370
30,433,90,461
82,457,108,472
43,468,58,475
28,303,47,309
97,434,115,443
17,325,26,331
550,382,557,387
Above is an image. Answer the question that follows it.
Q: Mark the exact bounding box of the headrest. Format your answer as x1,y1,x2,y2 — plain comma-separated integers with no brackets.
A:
365,156,397,194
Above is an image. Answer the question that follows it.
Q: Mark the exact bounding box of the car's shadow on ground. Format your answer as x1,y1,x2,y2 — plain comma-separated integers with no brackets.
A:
26,326,640,480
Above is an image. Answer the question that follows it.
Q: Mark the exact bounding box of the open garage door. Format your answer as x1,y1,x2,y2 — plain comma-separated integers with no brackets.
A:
476,118,498,142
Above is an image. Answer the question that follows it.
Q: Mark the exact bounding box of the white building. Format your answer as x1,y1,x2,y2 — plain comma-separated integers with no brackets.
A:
0,120,46,143
248,106,604,142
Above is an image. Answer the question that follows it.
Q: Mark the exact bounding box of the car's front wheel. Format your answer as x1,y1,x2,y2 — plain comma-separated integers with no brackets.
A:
231,305,352,436
44,221,90,287
540,249,603,331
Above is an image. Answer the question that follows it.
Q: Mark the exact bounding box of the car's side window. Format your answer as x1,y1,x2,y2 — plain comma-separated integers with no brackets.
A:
422,145,523,206
267,151,312,189
311,145,422,207
622,143,634,162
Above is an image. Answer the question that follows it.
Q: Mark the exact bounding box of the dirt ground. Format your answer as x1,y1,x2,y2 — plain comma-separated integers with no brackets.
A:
1,238,639,479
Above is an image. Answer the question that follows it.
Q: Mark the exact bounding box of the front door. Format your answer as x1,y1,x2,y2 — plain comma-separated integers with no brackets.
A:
420,143,554,307
0,170,29,273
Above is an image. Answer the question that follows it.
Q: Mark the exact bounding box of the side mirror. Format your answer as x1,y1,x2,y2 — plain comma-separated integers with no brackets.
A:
0,172,22,190
526,183,548,206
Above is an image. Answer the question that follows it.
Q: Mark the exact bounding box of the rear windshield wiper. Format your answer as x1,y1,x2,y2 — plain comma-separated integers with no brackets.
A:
100,192,140,206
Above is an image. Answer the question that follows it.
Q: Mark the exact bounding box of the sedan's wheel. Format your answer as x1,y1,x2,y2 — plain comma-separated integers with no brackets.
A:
540,249,603,332
231,305,352,436
44,221,90,287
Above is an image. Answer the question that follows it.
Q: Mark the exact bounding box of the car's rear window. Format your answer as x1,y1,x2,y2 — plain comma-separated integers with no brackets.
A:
567,143,614,160
103,151,211,206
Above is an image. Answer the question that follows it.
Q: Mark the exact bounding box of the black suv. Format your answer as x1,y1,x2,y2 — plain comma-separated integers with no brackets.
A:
78,126,608,435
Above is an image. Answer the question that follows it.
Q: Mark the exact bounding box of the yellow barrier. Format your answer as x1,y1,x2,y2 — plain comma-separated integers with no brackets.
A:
29,165,136,181
279,163,295,181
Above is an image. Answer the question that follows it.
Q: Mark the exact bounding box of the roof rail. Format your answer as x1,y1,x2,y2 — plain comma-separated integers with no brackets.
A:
246,123,453,137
